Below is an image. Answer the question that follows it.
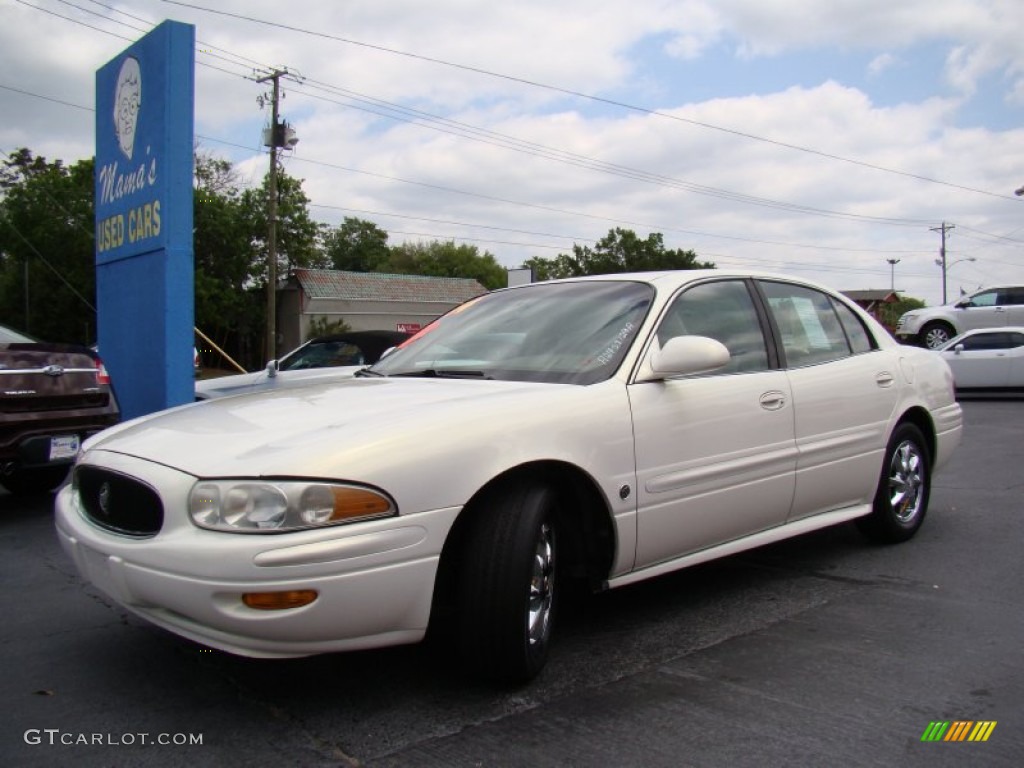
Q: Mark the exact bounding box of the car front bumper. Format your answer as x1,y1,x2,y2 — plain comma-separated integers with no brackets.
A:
894,317,923,342
53,452,460,658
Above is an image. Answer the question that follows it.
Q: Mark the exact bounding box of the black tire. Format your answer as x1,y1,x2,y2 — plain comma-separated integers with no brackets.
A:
457,481,559,685
919,322,954,349
0,466,70,496
857,423,930,543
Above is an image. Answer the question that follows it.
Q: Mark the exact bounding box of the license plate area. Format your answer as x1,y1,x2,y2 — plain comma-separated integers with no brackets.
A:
49,434,80,461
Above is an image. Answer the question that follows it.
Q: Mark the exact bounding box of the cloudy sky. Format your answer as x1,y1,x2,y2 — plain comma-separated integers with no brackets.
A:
3,0,1024,305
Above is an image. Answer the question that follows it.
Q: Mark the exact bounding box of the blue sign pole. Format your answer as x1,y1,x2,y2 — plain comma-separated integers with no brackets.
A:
95,21,195,420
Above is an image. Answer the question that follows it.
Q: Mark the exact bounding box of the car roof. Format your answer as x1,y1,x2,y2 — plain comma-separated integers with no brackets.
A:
308,330,411,345
501,269,848,296
963,285,1023,293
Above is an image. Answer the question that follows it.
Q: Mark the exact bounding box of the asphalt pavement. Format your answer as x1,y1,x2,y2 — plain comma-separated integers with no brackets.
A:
1,399,1021,767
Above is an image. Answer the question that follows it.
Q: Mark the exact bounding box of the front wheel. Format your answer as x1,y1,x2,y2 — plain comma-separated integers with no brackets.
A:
857,423,930,543
457,481,559,684
919,322,954,349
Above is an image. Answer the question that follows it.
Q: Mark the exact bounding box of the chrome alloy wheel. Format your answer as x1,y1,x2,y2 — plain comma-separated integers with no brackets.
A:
888,439,925,524
527,521,556,646
923,326,952,349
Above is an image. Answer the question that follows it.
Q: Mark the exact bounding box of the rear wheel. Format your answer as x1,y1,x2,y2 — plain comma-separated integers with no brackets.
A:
0,466,70,495
457,481,559,684
857,423,930,543
919,322,954,349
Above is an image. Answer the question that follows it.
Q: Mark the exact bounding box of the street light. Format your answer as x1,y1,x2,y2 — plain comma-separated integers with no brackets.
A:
934,256,977,304
886,258,900,292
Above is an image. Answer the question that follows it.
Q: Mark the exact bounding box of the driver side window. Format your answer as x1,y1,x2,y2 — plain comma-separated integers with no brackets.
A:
657,280,769,374
965,290,999,308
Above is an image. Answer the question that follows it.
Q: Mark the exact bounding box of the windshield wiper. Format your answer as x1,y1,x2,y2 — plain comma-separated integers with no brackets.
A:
392,368,492,379
354,367,385,377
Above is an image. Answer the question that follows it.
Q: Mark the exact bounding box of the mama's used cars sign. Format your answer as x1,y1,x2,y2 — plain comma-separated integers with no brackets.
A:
95,20,194,419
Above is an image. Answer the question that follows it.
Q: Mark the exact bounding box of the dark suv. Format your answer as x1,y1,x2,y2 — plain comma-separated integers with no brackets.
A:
1,325,120,495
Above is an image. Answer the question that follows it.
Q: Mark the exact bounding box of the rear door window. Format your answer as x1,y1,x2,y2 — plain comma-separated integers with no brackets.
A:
758,281,855,367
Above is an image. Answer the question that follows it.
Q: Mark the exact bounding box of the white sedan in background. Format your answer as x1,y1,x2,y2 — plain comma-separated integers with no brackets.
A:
937,327,1024,394
195,330,409,400
55,271,962,684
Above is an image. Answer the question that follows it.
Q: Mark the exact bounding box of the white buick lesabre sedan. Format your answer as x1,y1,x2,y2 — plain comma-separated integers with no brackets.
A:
55,271,962,684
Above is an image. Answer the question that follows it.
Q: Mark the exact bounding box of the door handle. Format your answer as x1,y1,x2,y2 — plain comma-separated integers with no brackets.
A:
759,391,787,410
876,372,895,387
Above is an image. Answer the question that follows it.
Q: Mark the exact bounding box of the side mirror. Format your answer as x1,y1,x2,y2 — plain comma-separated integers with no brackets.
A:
953,343,965,355
266,360,279,378
636,335,730,382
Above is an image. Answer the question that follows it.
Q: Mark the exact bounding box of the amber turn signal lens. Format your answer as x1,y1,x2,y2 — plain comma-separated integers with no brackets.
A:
242,590,318,610
329,487,392,520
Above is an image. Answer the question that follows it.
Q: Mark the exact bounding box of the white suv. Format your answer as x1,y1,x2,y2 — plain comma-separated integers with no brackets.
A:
895,286,1024,349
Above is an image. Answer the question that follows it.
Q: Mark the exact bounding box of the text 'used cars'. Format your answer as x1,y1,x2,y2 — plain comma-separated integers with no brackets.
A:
55,271,962,683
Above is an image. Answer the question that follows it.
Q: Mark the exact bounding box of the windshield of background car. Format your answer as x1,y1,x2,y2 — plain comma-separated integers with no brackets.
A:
370,281,655,385
279,341,365,370
0,326,35,343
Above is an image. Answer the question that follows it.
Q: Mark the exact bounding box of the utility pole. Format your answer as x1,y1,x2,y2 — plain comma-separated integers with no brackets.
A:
254,67,303,363
930,222,955,305
256,68,289,362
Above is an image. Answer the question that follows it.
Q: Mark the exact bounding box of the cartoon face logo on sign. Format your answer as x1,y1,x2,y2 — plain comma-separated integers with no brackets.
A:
114,57,141,160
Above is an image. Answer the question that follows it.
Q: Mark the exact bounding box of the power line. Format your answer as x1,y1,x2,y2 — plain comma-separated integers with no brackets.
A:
162,0,1021,202
18,0,1009,235
81,0,275,74
0,83,92,112
291,80,933,227
14,0,135,42
19,0,938,228
1,215,97,312
7,1,1020,279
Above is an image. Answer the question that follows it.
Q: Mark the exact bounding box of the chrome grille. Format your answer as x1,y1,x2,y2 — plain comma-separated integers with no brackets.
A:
1,393,110,413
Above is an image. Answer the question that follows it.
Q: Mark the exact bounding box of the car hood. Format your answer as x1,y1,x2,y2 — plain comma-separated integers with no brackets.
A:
194,366,364,399
88,376,568,478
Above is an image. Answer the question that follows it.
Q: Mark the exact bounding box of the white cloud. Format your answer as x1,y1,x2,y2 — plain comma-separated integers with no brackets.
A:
867,53,898,78
2,0,1023,307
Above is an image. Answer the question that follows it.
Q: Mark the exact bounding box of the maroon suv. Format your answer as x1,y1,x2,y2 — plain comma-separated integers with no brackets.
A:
0,324,120,495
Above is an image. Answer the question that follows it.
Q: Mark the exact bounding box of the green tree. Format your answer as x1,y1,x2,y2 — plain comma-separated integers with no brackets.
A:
878,295,926,330
526,228,714,279
193,153,263,368
0,148,97,343
240,168,326,280
305,315,352,340
323,217,390,272
385,240,507,290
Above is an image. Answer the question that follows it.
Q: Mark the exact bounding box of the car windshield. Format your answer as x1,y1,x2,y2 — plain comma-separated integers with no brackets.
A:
279,340,365,370
369,280,655,385
0,325,36,344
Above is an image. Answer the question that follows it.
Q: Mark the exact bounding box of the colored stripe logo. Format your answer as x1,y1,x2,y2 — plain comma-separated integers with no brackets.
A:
921,721,997,742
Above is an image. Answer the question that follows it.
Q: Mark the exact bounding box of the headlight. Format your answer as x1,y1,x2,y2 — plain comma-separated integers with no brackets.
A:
189,480,395,533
